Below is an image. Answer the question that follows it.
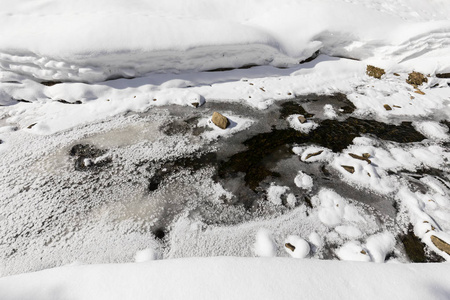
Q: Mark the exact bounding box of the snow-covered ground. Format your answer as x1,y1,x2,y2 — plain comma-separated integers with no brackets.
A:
1,0,450,298
1,257,450,300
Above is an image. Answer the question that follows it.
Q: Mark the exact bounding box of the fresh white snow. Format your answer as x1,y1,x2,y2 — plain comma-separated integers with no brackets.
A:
0,257,450,300
1,0,450,298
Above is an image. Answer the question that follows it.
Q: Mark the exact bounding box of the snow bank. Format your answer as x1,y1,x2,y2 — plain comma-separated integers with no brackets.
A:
1,0,450,82
0,257,449,300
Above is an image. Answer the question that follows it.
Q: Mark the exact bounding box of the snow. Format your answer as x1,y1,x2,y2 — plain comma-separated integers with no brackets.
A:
1,257,450,300
134,248,159,263
267,184,290,206
254,229,277,257
197,114,254,141
314,189,366,227
336,242,371,262
284,236,311,258
287,115,319,133
413,121,450,141
365,232,396,263
1,0,450,296
294,171,314,190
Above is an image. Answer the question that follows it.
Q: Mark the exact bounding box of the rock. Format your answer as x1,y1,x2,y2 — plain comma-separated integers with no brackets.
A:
211,112,230,129
406,71,428,87
341,165,355,174
366,65,385,79
70,144,111,171
285,243,296,251
41,81,62,86
384,104,392,111
0,139,3,144
430,235,450,255
414,89,425,95
393,73,400,76
27,123,37,129
393,105,401,108
298,115,307,124
57,99,82,104
349,153,371,164
305,150,323,160
436,73,450,79
191,102,199,108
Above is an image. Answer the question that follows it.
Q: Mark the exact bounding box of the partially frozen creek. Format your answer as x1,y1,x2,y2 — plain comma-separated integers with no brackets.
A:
0,93,449,275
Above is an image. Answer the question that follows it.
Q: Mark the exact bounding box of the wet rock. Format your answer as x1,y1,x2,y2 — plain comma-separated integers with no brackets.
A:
212,112,230,129
298,115,307,124
406,71,428,87
341,165,355,174
56,99,82,104
436,73,450,79
430,235,450,255
366,65,385,79
15,99,31,103
384,104,392,111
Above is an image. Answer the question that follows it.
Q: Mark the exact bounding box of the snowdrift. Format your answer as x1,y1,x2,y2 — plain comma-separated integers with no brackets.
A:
1,0,450,82
0,257,449,300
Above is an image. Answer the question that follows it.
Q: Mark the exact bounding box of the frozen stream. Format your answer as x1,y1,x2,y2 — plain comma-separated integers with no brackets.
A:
0,93,449,275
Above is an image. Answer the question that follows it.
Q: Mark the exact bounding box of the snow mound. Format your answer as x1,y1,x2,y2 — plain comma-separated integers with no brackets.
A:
254,229,277,257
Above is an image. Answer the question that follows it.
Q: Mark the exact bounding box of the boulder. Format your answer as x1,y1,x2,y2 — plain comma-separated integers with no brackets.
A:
212,112,230,129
